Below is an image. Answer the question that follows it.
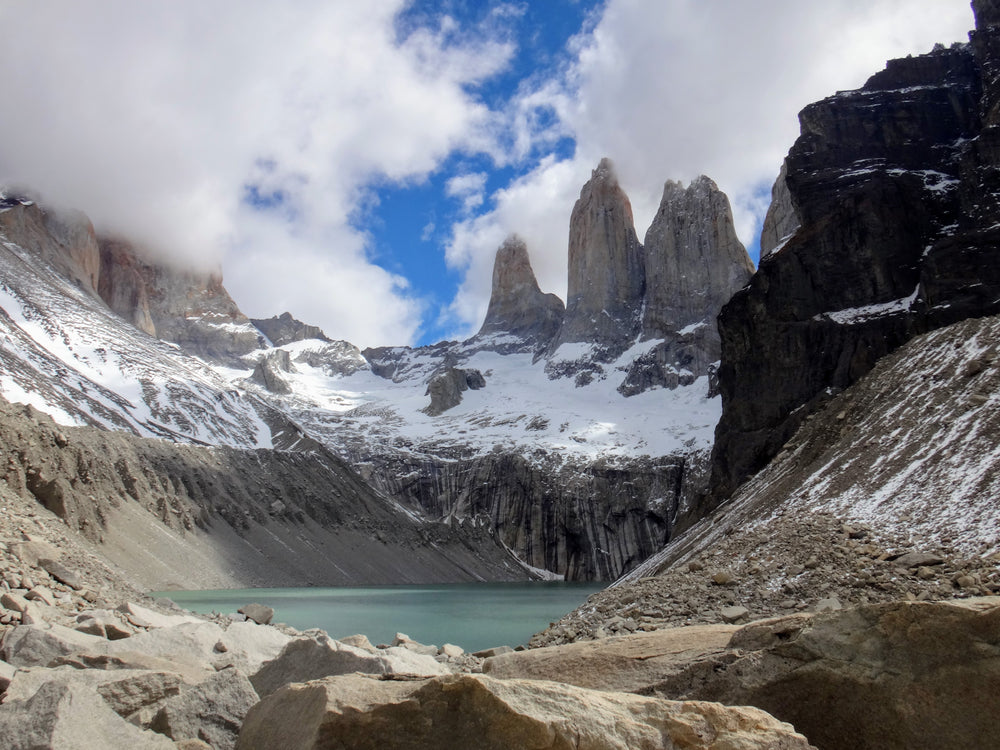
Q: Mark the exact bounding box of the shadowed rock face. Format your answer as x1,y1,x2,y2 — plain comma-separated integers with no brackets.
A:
759,161,799,256
251,312,331,347
710,9,1000,504
475,235,564,351
549,158,645,357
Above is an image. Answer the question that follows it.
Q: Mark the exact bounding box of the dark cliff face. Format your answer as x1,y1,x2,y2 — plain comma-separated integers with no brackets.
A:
251,312,331,347
710,7,1000,504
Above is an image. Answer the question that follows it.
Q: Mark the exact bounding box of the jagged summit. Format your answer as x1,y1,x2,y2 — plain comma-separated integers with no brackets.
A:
252,311,332,347
549,157,645,356
641,175,754,339
474,235,564,352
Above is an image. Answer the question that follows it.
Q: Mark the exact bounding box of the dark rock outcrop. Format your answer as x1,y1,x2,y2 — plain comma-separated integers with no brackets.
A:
250,312,331,347
472,235,564,352
547,158,645,360
422,368,486,416
354,449,709,581
710,11,1000,503
249,350,294,395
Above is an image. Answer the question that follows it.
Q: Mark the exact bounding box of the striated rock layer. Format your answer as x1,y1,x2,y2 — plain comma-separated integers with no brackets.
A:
710,7,1000,503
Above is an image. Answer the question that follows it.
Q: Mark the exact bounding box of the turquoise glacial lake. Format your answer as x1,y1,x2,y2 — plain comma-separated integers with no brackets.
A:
153,582,604,653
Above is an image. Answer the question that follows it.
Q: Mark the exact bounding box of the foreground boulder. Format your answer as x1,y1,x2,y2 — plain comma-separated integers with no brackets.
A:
250,630,447,698
237,672,814,750
0,681,175,749
488,598,1000,750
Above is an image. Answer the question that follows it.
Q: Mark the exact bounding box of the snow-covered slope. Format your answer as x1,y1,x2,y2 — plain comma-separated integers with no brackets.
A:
626,311,1000,582
0,200,271,448
235,336,718,466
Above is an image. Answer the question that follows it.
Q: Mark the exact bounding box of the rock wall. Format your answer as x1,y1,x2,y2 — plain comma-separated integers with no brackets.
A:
710,12,1000,503
353,449,710,581
473,235,564,352
548,158,645,357
0,396,533,589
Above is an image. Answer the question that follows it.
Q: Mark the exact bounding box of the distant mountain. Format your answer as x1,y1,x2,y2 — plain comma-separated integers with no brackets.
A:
0,156,754,582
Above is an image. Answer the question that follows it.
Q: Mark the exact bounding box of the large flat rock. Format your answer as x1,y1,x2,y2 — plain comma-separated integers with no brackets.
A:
484,623,738,693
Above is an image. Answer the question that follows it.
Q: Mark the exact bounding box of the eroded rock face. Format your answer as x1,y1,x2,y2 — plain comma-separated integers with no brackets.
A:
474,235,564,352
711,15,1000,502
421,367,486,416
98,237,264,363
0,199,102,297
642,176,754,340
357,449,710,581
549,158,645,358
236,673,814,750
250,312,331,347
759,161,799,256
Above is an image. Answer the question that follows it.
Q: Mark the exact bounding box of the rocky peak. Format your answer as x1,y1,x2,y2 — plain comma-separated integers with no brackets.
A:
251,312,332,347
0,199,101,295
709,12,1000,505
759,161,799,256
474,235,564,352
549,158,645,355
641,175,754,339
97,236,263,363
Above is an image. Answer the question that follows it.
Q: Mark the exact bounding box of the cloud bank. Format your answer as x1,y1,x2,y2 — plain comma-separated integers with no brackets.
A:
0,1,975,347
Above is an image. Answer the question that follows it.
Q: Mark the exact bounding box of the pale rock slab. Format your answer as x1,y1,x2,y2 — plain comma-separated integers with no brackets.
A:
237,673,814,750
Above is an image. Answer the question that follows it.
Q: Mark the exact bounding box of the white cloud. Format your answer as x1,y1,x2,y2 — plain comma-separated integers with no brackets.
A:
0,0,513,347
446,172,489,213
442,0,975,337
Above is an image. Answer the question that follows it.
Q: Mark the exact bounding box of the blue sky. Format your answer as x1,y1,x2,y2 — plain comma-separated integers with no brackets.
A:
0,1,975,347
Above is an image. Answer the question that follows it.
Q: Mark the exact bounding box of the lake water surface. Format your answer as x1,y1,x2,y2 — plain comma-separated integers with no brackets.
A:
154,582,604,653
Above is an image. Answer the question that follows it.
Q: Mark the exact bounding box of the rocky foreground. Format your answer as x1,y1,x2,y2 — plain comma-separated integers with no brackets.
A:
0,477,996,749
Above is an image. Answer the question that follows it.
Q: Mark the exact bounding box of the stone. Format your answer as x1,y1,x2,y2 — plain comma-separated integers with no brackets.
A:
38,558,83,590
711,570,737,585
25,586,55,607
2,592,29,614
893,552,945,568
813,597,843,612
0,623,108,667
248,350,294,394
0,681,175,749
665,598,1000,750
0,658,15,692
4,665,184,719
392,632,438,657
473,645,514,658
116,602,203,630
473,235,565,351
439,643,464,659
249,631,447,698
236,603,274,626
338,633,375,652
483,625,737,694
236,673,813,750
720,605,749,623
149,667,258,750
